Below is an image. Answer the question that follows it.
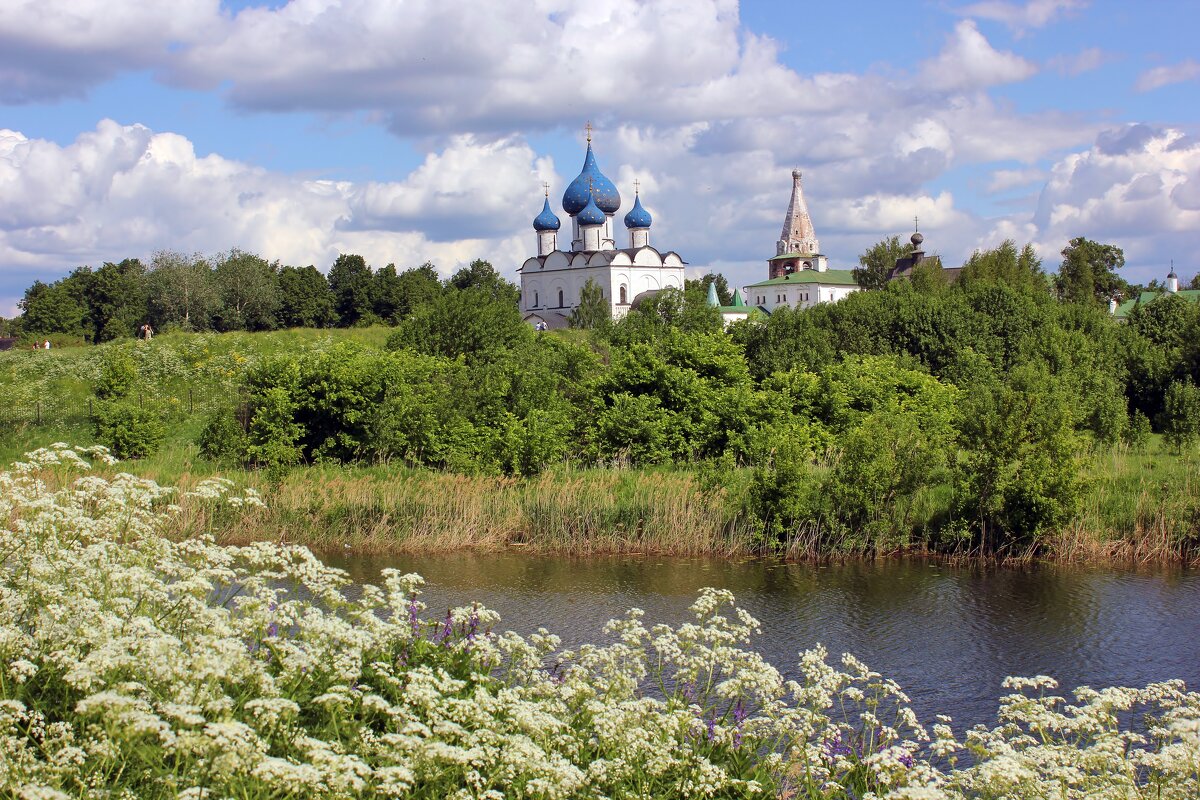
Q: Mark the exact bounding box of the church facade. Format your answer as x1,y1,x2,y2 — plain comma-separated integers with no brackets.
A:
743,170,859,313
519,137,685,329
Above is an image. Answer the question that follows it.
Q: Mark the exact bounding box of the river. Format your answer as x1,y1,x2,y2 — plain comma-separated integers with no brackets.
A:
327,551,1200,730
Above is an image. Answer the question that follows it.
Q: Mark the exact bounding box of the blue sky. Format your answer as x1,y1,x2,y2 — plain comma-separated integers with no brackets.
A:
2,0,1199,315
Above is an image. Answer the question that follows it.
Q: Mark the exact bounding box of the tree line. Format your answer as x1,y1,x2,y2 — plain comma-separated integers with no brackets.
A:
5,250,518,342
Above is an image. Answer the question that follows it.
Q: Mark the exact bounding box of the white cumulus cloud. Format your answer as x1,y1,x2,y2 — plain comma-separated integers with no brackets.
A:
919,21,1038,92
0,121,552,294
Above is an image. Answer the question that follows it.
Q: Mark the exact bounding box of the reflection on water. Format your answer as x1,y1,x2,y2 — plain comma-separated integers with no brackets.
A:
324,551,1200,729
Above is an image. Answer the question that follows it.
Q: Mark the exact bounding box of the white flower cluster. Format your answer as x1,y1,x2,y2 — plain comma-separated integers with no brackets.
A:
1,446,1198,798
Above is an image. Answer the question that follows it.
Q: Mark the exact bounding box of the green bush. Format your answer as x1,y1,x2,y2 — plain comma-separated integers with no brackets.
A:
1161,381,1200,453
91,401,165,459
94,347,138,399
197,408,248,463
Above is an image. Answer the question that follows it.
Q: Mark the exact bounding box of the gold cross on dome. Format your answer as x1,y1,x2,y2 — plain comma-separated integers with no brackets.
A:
585,121,592,143
633,179,640,194
542,181,550,197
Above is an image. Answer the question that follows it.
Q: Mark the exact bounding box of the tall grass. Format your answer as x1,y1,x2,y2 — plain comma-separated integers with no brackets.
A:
213,466,758,557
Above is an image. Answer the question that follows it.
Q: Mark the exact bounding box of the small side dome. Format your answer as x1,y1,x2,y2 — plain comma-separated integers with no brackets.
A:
562,143,621,215
911,232,925,247
1168,268,1178,279
624,194,652,229
533,198,560,231
576,192,606,226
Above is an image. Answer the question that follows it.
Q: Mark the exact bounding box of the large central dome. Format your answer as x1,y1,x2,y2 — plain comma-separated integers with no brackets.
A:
562,143,621,216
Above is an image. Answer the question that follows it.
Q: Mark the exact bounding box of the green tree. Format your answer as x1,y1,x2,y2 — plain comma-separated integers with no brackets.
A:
853,236,914,292
958,240,1045,295
955,366,1084,552
568,278,611,330
1056,237,1127,305
685,272,732,305
146,250,218,331
610,286,721,343
18,276,90,339
394,262,443,319
1160,381,1200,453
213,249,280,331
277,265,336,328
388,284,533,364
448,259,520,304
87,259,148,341
328,254,376,326
373,263,404,323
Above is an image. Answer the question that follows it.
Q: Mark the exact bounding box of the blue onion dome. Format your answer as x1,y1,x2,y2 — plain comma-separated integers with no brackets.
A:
624,193,652,229
562,143,621,215
576,191,606,226
533,197,561,231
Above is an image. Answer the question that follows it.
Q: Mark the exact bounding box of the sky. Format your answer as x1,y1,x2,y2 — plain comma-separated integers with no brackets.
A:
1,0,1199,316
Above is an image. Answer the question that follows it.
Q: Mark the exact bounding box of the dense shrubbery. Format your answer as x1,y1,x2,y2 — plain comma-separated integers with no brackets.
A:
2,446,1199,798
8,237,1200,556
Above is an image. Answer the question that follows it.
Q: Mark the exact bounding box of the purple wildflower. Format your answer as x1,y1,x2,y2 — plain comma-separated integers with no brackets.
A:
407,594,420,636
732,699,747,748
434,610,453,645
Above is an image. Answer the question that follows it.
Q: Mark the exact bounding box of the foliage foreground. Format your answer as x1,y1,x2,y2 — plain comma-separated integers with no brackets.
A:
2,447,1199,799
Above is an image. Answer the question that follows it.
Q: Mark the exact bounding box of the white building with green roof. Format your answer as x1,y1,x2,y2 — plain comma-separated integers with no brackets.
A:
741,170,860,314
1112,268,1200,320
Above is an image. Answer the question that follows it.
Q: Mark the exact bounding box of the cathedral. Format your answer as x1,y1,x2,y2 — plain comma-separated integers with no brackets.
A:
519,135,685,329
742,170,860,313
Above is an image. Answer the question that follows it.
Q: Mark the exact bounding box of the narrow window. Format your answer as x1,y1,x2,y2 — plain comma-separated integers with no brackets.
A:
558,289,564,307
534,291,539,307
620,285,627,304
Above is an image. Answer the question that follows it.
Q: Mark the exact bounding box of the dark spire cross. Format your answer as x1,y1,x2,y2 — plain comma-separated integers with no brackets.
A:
914,215,920,232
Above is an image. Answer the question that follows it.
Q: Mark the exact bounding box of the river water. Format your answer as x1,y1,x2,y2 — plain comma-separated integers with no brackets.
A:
326,552,1200,729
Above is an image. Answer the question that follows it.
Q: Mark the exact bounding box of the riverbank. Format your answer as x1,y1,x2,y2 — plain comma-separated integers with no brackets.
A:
148,450,1199,564
3,327,1199,564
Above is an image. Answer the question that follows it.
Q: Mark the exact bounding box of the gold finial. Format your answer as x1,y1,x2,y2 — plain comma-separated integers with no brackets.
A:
542,181,550,198
585,120,592,143
633,178,640,195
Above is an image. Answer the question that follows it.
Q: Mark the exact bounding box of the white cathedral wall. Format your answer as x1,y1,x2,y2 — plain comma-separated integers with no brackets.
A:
520,262,684,319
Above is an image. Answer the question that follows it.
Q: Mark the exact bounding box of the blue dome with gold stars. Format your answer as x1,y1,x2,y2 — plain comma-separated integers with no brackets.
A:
576,191,606,226
624,193,652,229
562,143,621,216
533,197,561,231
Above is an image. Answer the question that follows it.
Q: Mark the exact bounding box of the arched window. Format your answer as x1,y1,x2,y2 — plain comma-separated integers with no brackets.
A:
619,285,627,304
557,289,564,307
534,291,539,307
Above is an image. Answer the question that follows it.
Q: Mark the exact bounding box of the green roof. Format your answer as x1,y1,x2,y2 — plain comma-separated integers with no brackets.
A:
745,270,859,288
1114,289,1200,319
768,251,822,262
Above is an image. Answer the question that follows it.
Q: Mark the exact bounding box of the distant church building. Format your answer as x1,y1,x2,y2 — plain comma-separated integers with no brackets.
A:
1112,265,1200,320
743,171,859,313
520,134,685,329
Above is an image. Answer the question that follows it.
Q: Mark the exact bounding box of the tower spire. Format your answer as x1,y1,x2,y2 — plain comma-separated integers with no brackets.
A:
778,169,819,256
